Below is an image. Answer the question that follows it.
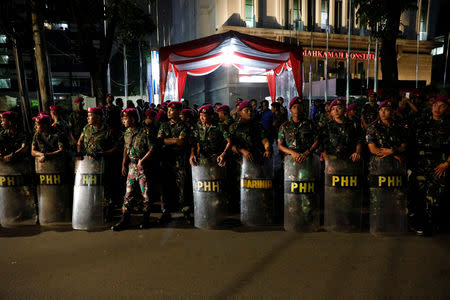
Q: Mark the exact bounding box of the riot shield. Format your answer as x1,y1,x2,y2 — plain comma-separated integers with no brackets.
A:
35,156,72,226
368,157,407,235
324,156,363,232
284,154,320,232
72,157,105,230
0,159,36,227
240,157,275,226
191,158,227,229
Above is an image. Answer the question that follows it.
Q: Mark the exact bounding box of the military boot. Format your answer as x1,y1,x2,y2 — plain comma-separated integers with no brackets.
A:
182,206,193,225
111,212,130,231
139,211,151,229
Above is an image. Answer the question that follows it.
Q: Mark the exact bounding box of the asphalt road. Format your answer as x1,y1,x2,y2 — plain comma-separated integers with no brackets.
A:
1,221,449,299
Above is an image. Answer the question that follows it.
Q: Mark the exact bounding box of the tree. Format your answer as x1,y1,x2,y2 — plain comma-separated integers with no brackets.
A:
354,0,416,91
68,0,155,104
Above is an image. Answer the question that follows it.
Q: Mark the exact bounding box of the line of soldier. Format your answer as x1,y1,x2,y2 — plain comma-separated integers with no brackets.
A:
0,92,449,235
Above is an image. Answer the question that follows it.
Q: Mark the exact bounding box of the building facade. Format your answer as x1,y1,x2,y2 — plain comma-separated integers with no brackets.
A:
174,0,437,106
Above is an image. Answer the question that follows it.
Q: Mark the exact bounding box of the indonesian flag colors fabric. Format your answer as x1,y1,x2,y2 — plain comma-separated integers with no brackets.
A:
159,30,303,102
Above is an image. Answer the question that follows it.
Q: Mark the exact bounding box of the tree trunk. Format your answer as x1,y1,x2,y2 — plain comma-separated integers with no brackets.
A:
31,0,53,112
12,37,33,133
380,4,402,92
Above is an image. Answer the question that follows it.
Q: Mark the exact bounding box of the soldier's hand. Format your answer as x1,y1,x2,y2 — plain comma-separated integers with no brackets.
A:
242,149,253,162
264,150,272,159
434,162,449,179
3,154,12,162
38,156,46,163
217,154,226,167
291,152,302,163
121,165,128,176
350,152,361,162
393,155,404,164
189,155,198,166
298,151,310,164
376,148,394,158
137,159,144,169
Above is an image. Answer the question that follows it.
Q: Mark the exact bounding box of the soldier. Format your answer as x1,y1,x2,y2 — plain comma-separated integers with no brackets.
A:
217,105,234,134
413,95,450,235
229,101,272,162
31,114,65,162
278,97,318,163
318,100,332,129
49,105,70,148
77,107,119,220
143,109,158,140
346,104,358,122
0,111,28,162
361,92,379,130
189,104,231,167
277,96,288,122
366,99,407,163
157,101,189,223
105,93,122,132
320,99,362,162
111,108,155,230
68,97,88,146
230,98,243,120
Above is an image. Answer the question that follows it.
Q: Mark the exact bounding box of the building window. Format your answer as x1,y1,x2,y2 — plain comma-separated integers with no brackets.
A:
419,0,428,40
245,0,255,28
321,0,329,29
0,35,6,44
318,60,324,78
293,0,303,30
0,78,11,89
334,0,342,31
0,55,8,64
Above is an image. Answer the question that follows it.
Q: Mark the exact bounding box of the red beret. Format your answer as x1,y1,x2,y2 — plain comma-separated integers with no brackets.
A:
216,104,230,112
74,97,84,103
289,96,302,109
156,110,167,122
50,105,62,111
181,108,193,116
238,100,251,111
168,101,182,109
32,114,51,123
87,107,103,116
1,111,17,120
40,111,50,116
329,99,346,110
346,104,357,111
198,104,214,114
433,95,449,105
378,99,394,109
122,108,139,120
145,109,157,118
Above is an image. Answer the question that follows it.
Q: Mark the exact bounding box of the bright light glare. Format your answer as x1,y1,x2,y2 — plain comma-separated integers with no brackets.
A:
222,46,235,66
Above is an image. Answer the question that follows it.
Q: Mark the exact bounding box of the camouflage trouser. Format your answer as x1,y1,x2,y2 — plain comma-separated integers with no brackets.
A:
162,156,187,212
414,170,449,230
122,163,150,214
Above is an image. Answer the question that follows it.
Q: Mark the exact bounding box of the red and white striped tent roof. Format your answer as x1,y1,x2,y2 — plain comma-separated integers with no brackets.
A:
159,30,303,102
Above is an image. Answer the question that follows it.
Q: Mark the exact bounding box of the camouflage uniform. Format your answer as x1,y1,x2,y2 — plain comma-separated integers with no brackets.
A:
0,129,27,157
320,118,363,160
193,123,228,162
365,120,407,168
361,103,378,127
413,117,450,231
52,119,71,148
69,110,88,141
278,117,316,153
158,119,188,212
79,124,115,158
219,117,235,136
32,130,64,153
229,120,267,160
122,126,153,214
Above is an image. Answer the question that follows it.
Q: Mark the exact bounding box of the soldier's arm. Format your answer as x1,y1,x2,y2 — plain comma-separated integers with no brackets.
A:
31,144,44,157
121,146,129,176
77,133,84,155
45,139,64,157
